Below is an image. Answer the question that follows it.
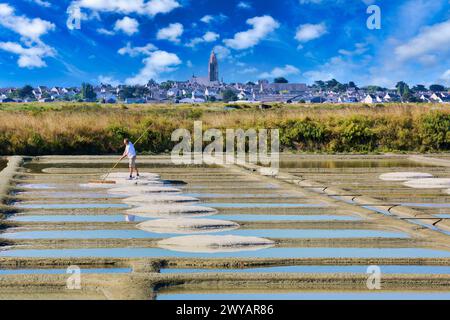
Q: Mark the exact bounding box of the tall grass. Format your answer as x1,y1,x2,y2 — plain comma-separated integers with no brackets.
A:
0,102,448,155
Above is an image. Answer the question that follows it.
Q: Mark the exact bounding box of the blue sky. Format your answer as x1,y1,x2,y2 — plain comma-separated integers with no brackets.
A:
0,0,449,88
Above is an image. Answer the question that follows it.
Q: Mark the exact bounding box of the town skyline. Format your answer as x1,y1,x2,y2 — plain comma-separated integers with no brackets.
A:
0,1,449,88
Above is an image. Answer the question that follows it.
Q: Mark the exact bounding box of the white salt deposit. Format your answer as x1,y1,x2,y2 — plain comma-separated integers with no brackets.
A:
137,218,239,234
158,235,274,253
103,172,160,180
107,186,181,195
126,205,217,218
379,172,433,181
122,195,199,205
403,178,450,189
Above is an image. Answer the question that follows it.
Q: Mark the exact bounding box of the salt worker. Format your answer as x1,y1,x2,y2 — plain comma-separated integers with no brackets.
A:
119,138,140,180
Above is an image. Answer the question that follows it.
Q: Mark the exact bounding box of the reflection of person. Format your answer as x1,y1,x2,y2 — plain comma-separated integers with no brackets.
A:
124,214,136,222
119,138,140,180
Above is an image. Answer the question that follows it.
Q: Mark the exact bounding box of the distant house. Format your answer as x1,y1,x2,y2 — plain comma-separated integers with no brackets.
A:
363,94,382,104
420,94,431,102
383,93,401,102
0,97,14,103
38,98,53,103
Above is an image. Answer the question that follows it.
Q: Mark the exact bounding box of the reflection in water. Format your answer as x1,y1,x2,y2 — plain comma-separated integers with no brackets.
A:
279,159,433,169
2,247,449,258
124,214,136,222
157,292,450,300
0,229,410,239
161,265,450,274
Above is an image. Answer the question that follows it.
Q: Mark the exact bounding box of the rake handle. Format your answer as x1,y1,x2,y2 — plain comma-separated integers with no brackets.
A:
102,125,152,181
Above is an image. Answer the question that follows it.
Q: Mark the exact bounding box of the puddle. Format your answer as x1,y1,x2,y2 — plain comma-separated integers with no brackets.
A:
0,268,132,275
7,214,359,223
17,184,57,190
280,159,433,169
184,193,300,198
361,206,394,216
16,192,124,199
13,203,130,209
3,247,447,259
209,214,361,221
8,215,148,223
200,203,327,208
1,229,409,239
160,265,450,274
400,203,450,208
156,292,450,300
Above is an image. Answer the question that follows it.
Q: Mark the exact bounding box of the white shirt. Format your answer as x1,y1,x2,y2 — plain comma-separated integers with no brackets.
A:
125,142,136,158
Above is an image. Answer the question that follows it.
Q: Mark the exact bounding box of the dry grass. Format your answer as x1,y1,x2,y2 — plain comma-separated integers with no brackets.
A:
0,102,449,155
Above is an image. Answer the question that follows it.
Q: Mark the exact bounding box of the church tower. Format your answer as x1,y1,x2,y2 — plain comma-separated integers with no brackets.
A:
208,50,219,82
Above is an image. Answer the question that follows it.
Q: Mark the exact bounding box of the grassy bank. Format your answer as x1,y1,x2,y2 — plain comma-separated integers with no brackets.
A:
0,102,449,155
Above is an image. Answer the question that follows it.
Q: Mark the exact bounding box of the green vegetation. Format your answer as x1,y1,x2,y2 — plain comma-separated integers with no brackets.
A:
274,77,288,83
0,102,449,155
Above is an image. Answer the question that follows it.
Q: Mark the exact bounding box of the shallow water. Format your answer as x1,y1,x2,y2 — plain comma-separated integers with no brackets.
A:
8,215,147,223
0,268,132,275
161,265,450,274
2,247,448,258
16,192,124,199
200,203,327,208
280,159,433,169
435,214,450,219
400,203,450,208
8,214,360,223
17,184,58,190
209,214,361,221
184,193,301,198
13,203,130,209
156,292,450,300
1,229,409,239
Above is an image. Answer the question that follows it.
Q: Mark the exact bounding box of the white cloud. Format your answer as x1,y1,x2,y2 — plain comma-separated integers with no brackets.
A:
97,28,115,35
295,23,327,43
395,19,450,61
440,69,450,85
0,3,55,41
126,50,181,85
187,60,193,68
237,1,251,9
0,3,55,68
299,0,323,3
186,31,219,47
118,42,158,57
259,64,300,79
224,15,279,50
0,41,55,68
239,67,258,74
98,75,120,86
338,43,368,56
157,23,183,43
30,0,51,7
71,0,180,17
200,15,213,23
200,13,227,24
213,45,231,60
114,17,139,35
